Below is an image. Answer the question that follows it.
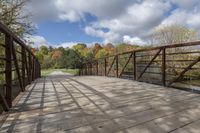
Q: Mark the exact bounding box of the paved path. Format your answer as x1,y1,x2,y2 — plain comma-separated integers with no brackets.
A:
1,71,200,133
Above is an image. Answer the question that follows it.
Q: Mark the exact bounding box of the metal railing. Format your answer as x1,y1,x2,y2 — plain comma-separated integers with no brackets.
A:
0,22,41,112
80,41,200,90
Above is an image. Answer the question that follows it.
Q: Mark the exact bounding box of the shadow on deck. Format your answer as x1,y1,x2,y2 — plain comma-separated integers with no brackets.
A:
0,72,200,133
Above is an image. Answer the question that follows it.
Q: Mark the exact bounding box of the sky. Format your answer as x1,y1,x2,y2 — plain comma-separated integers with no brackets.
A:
25,0,200,48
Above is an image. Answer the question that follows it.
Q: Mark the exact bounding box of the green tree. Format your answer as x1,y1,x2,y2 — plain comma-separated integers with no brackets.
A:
96,49,108,58
39,46,49,55
152,24,198,45
73,43,87,57
0,0,35,36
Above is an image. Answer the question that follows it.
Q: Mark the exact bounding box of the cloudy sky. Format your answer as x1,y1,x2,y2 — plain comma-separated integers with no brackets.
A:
25,0,200,47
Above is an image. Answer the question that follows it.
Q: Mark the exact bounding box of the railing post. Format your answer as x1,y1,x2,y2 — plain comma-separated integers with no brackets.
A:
96,60,98,75
35,60,38,78
104,58,107,76
5,35,12,108
90,62,92,75
32,58,35,80
116,55,119,78
21,47,26,88
162,48,166,86
133,52,136,80
85,65,87,75
83,66,85,75
28,53,32,82
39,63,41,77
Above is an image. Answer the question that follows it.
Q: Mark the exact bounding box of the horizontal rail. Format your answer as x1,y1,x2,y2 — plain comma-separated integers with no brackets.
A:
85,41,200,62
80,41,200,91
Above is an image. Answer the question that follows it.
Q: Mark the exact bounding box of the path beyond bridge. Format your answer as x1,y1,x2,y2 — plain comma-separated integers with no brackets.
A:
0,71,200,133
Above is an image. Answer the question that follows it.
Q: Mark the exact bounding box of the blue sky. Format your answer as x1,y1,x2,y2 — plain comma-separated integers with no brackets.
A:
37,21,101,44
26,0,200,48
36,14,102,45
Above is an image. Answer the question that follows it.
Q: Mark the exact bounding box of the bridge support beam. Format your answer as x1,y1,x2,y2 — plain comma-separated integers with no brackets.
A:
5,35,12,108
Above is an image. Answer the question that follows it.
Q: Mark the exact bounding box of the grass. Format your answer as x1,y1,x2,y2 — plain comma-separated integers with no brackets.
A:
41,69,55,76
41,68,79,76
60,69,79,75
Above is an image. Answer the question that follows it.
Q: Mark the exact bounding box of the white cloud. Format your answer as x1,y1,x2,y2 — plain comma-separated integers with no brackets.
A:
27,0,131,23
26,35,93,48
25,35,50,47
54,42,78,48
26,0,200,45
161,9,200,31
123,35,146,45
84,0,171,43
84,26,120,43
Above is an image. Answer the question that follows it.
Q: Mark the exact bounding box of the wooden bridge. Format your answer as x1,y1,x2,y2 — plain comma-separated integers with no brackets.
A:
0,22,200,133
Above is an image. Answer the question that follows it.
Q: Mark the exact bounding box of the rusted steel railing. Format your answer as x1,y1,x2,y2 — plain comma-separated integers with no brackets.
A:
80,41,200,90
0,22,41,112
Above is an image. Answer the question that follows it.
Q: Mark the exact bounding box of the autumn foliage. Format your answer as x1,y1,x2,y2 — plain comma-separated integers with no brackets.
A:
52,50,62,60
34,43,141,69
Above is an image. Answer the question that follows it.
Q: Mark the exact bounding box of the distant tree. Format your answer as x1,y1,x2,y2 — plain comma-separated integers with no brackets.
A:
52,50,62,60
39,46,49,55
116,43,140,53
35,52,43,63
0,0,35,36
93,43,102,57
72,43,87,62
85,49,94,60
48,46,54,52
152,24,198,45
31,48,37,54
150,24,199,76
95,49,108,58
43,55,53,69
104,43,116,55
52,50,62,68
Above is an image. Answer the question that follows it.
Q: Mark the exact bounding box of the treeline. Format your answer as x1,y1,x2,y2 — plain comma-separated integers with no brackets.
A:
33,24,199,70
33,43,141,69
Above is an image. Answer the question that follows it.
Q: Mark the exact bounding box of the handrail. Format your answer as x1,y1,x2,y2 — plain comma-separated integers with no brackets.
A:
0,21,41,111
85,41,200,63
80,41,200,91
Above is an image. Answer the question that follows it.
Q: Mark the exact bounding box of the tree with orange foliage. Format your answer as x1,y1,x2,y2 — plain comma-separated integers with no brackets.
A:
104,43,116,55
52,50,62,68
93,43,102,57
52,50,62,60
31,48,37,54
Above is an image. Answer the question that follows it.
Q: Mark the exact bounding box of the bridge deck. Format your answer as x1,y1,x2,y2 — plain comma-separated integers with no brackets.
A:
1,72,200,133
